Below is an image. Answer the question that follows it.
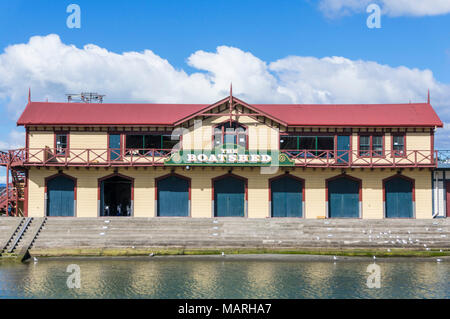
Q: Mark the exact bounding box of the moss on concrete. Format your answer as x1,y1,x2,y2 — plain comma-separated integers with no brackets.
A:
27,247,450,258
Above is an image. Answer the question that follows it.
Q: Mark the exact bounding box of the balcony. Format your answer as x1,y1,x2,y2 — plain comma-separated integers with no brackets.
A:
436,150,450,168
0,148,440,168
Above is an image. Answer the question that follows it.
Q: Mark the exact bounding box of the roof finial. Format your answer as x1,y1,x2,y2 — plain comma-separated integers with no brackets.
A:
427,89,430,104
28,88,31,103
229,83,233,124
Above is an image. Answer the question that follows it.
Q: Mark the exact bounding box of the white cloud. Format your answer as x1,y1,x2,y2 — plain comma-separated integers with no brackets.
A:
0,34,449,148
0,129,25,151
319,0,450,17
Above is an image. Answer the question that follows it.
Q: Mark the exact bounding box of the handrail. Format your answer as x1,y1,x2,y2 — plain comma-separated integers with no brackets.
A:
8,217,32,253
0,147,444,168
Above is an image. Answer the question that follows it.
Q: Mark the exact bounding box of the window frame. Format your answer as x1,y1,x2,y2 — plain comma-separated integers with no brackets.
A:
357,133,385,158
391,133,406,158
212,121,248,150
279,133,336,156
123,132,181,156
54,131,70,157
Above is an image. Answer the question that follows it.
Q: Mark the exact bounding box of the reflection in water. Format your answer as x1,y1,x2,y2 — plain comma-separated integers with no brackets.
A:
0,258,449,299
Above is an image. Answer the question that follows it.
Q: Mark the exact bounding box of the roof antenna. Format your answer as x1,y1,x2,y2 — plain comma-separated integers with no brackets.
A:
427,89,430,104
28,88,31,103
229,83,233,125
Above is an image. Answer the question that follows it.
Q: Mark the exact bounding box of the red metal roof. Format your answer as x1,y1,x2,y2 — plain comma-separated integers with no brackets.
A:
17,100,443,127
17,102,207,126
253,103,443,127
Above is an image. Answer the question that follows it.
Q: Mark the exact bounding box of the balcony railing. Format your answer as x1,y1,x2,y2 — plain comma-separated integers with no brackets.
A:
0,148,440,168
436,150,450,168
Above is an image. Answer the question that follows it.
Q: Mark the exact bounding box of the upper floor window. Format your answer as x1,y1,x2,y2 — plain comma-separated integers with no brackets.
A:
359,134,383,157
280,135,334,155
55,133,68,156
392,134,406,157
125,134,179,155
213,122,247,148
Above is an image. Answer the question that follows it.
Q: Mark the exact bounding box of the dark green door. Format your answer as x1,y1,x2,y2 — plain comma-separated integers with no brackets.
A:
157,176,189,217
214,176,245,217
109,134,121,161
337,135,350,163
385,177,413,218
328,177,359,218
47,176,75,217
271,176,303,217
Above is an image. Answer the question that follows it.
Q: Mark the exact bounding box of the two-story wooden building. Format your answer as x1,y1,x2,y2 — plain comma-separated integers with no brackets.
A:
7,92,443,219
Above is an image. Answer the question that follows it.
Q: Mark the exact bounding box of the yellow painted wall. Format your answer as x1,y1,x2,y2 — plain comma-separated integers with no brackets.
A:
28,130,54,162
27,167,433,219
70,132,108,149
181,113,279,151
28,126,432,155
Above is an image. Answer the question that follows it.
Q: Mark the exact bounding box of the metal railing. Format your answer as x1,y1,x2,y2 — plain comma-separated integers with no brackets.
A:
0,147,441,168
6,148,176,167
280,149,436,167
436,150,450,168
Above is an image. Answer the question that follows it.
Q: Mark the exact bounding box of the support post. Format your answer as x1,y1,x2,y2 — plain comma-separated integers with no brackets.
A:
5,164,9,216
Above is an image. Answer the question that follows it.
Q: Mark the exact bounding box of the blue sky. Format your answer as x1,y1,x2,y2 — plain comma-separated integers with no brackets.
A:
1,0,449,79
0,0,449,181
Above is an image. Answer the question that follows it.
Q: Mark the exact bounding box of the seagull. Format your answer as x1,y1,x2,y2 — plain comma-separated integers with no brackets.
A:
437,259,442,262
33,257,38,263
373,256,376,260
387,249,391,252
333,256,338,261
149,253,154,257
221,252,225,257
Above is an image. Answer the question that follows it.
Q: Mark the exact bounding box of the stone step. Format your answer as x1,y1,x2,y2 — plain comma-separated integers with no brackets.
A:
27,217,450,253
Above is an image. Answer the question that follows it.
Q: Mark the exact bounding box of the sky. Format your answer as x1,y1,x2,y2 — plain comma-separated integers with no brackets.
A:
0,0,450,182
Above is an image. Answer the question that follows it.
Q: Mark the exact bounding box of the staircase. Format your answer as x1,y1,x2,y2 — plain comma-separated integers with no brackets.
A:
0,169,26,216
0,184,16,212
0,217,46,260
26,218,450,256
0,217,24,255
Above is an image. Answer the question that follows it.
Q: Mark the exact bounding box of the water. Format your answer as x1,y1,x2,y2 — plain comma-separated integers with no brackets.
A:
0,257,449,298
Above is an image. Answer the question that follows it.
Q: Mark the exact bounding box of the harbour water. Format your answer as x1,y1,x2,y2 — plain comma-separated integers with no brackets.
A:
0,257,449,299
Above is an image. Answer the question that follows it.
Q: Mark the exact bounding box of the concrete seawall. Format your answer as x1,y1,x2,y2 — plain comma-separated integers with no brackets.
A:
1,217,450,258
